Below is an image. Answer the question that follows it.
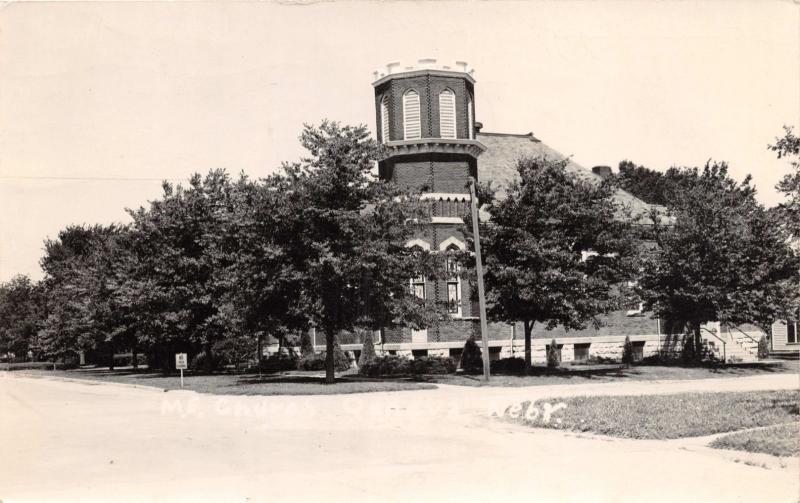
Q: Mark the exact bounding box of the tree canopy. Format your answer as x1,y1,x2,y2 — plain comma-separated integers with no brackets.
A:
476,156,640,372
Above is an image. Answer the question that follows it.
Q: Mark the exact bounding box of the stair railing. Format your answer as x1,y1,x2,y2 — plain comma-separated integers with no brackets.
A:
728,325,759,346
701,327,727,363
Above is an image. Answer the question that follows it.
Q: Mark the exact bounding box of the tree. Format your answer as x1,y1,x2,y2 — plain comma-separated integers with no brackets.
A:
770,126,800,238
459,335,483,374
281,121,444,383
0,275,42,364
638,162,800,355
125,171,235,370
477,156,640,374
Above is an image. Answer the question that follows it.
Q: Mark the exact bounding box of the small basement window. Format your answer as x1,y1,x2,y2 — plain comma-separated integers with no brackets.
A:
412,349,428,358
632,341,646,362
574,343,591,362
449,348,463,360
489,347,502,361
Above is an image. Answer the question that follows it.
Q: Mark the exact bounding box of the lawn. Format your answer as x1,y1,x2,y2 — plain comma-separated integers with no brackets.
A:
12,368,437,395
710,422,800,457
500,389,800,440
434,360,798,387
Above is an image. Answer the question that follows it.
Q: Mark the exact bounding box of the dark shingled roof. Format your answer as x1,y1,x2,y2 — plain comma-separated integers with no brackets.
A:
477,131,664,225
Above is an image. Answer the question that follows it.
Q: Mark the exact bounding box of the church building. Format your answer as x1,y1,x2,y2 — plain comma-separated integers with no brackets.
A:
335,59,769,364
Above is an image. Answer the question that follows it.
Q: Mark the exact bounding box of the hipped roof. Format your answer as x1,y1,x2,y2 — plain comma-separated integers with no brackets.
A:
477,132,665,225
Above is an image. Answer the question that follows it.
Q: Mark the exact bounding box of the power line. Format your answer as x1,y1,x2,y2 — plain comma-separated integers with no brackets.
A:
0,175,190,182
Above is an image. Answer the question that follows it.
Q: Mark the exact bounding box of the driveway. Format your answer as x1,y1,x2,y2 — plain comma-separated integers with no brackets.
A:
1,372,798,502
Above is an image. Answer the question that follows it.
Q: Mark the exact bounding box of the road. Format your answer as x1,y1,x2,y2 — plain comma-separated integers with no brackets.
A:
1,372,798,503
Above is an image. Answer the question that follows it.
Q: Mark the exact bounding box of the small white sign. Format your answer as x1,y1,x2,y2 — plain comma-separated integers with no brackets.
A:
175,353,188,370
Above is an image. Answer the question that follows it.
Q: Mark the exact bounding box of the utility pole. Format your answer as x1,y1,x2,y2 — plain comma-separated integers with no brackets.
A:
469,178,491,381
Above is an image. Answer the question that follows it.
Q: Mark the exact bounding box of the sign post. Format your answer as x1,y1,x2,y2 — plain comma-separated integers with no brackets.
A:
175,353,187,388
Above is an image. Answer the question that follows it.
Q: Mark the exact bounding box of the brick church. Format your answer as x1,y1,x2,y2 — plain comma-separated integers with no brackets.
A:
332,59,771,364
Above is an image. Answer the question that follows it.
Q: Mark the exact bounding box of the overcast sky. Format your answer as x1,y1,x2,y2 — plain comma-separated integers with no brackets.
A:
1,1,798,281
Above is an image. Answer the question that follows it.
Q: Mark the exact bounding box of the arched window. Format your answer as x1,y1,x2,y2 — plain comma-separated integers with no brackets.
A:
380,96,390,144
439,89,456,139
467,97,474,139
445,245,462,316
403,90,421,140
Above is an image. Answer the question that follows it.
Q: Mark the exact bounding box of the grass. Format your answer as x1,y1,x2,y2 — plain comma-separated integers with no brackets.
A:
12,368,437,396
501,390,800,439
711,422,800,457
434,361,798,387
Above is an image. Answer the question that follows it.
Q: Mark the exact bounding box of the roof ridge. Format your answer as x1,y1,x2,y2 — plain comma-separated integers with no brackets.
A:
477,131,541,142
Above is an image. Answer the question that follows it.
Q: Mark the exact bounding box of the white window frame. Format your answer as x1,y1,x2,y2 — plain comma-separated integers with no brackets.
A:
439,89,456,139
380,96,390,144
402,90,421,140
467,97,474,139
410,275,426,300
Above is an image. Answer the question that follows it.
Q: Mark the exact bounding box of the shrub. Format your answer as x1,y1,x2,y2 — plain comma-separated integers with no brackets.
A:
409,356,457,375
359,355,410,376
258,353,298,374
757,335,770,359
298,345,351,372
546,339,560,368
358,330,377,367
490,357,526,374
359,355,457,376
459,336,484,374
190,351,225,372
621,335,634,366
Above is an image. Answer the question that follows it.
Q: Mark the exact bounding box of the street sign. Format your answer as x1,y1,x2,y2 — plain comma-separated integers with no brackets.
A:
175,353,188,370
175,353,188,388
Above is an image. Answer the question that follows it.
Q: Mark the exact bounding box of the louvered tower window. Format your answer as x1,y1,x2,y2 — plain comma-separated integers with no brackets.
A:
380,96,390,143
439,89,456,139
467,97,474,139
403,90,421,140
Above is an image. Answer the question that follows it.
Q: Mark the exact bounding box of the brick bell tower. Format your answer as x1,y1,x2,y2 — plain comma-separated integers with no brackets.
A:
372,59,486,350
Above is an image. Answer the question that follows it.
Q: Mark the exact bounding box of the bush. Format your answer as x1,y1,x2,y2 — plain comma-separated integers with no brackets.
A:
757,335,770,359
459,336,484,374
409,356,457,375
358,331,377,367
258,353,298,374
621,335,634,366
490,357,526,374
546,339,560,368
190,351,225,372
359,355,410,376
359,355,457,376
298,345,351,372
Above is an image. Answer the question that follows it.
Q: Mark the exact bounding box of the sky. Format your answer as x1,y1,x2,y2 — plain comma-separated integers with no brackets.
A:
1,1,798,281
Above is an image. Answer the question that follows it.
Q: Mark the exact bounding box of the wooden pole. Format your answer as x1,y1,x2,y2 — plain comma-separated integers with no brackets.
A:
469,178,491,381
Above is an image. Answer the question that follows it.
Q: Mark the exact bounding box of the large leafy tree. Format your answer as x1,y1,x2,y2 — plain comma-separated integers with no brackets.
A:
207,173,309,363
638,162,800,351
283,121,444,383
125,171,235,370
477,157,640,373
770,126,800,238
0,275,42,363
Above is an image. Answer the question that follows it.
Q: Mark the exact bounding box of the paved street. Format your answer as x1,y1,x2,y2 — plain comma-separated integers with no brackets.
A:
1,372,798,503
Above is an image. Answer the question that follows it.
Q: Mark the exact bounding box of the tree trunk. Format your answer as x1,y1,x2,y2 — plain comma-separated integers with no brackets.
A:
132,347,139,370
109,343,115,371
694,323,702,362
524,320,533,375
256,333,263,364
324,328,335,384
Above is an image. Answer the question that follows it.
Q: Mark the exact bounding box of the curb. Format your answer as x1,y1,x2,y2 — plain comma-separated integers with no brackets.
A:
1,371,179,394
